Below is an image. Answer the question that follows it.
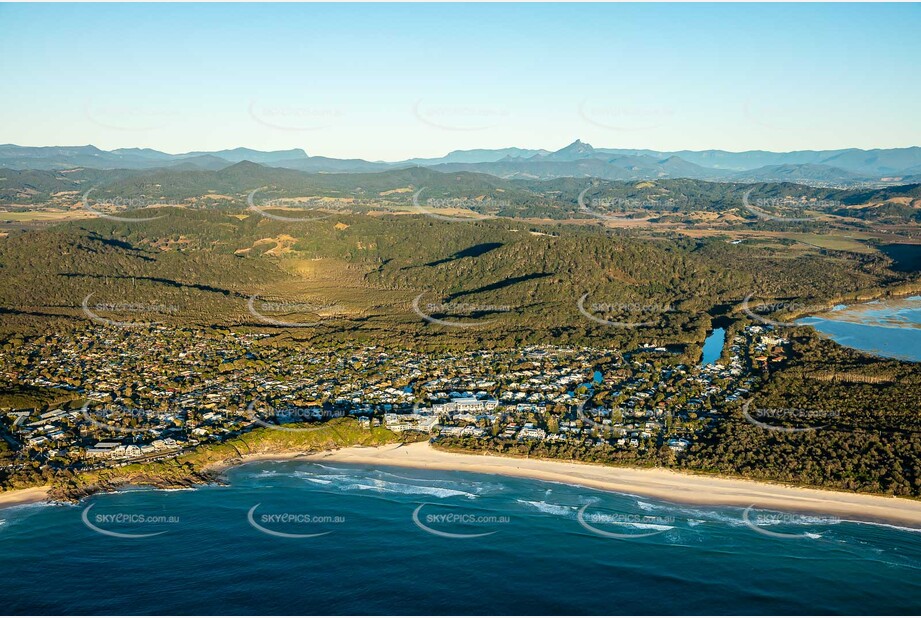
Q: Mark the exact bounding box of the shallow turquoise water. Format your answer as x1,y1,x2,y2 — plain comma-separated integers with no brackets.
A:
2,462,920,615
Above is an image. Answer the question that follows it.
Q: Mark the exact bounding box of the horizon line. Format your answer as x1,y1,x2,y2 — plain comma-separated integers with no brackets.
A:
5,139,921,164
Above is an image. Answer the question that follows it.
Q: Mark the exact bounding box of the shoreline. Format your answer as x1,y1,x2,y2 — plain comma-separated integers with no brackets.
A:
0,486,50,510
5,442,921,529
782,286,921,329
204,450,317,474
304,442,921,528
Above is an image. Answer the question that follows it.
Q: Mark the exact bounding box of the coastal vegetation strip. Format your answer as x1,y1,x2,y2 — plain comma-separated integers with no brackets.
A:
20,419,404,504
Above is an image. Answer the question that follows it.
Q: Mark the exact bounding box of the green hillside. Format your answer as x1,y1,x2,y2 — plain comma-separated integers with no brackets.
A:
0,207,912,354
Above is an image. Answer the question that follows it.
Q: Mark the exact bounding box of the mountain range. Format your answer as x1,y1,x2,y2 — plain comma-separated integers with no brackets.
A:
2,141,921,186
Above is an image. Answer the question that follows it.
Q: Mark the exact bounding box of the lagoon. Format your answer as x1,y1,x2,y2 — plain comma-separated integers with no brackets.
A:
798,296,921,362
700,328,725,365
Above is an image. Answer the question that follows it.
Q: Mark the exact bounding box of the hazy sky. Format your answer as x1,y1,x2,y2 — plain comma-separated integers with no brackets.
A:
1,3,919,160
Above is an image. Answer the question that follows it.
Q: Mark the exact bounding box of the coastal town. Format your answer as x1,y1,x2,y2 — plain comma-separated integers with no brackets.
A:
0,321,789,479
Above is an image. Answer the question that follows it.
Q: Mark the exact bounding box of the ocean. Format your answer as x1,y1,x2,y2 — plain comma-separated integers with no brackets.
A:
2,461,920,615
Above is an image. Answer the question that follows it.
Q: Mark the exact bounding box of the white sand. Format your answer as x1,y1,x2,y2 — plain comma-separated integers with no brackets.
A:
304,442,921,527
0,486,50,509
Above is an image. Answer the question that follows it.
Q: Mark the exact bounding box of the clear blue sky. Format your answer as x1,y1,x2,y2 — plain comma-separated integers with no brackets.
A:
1,3,919,160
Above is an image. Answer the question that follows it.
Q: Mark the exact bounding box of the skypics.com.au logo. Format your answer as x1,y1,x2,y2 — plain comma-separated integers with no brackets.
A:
82,293,178,329
81,402,174,436
577,294,674,329
577,186,689,222
741,294,827,328
247,187,332,222
412,293,513,328
575,399,610,430
82,503,180,539
247,504,344,539
740,400,839,433
411,503,508,539
412,99,510,132
577,99,675,132
81,188,169,222
242,400,328,433
248,100,345,132
412,188,500,222
741,189,833,223
247,295,339,328
577,504,676,539
742,506,840,540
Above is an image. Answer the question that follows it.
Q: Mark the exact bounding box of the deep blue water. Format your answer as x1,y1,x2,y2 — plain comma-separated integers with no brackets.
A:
798,296,921,362
700,328,726,365
3,462,920,615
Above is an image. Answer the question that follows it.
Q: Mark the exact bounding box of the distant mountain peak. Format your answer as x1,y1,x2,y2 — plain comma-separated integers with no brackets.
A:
182,147,309,163
530,139,600,163
3,142,921,182
557,139,595,154
222,160,267,172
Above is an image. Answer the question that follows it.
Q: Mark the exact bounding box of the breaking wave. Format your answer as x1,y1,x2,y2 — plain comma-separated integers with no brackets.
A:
343,479,478,499
517,500,577,516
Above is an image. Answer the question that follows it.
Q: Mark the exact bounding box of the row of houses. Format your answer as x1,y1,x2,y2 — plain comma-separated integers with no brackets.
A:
85,437,182,459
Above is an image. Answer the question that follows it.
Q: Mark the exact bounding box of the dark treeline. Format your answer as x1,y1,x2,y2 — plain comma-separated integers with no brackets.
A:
685,330,921,496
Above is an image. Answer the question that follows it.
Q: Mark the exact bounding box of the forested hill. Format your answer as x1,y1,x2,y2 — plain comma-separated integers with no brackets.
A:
5,161,920,224
0,208,911,352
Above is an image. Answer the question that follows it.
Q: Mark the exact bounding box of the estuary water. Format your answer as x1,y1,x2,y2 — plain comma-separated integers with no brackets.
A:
798,295,921,362
2,461,920,615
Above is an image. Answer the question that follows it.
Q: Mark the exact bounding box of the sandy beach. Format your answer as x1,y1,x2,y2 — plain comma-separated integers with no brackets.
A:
305,442,921,527
0,486,50,510
6,443,921,528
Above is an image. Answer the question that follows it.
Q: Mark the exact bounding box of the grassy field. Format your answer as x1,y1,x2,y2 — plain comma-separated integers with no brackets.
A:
253,257,414,322
785,232,878,253
0,210,96,222
665,229,888,254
